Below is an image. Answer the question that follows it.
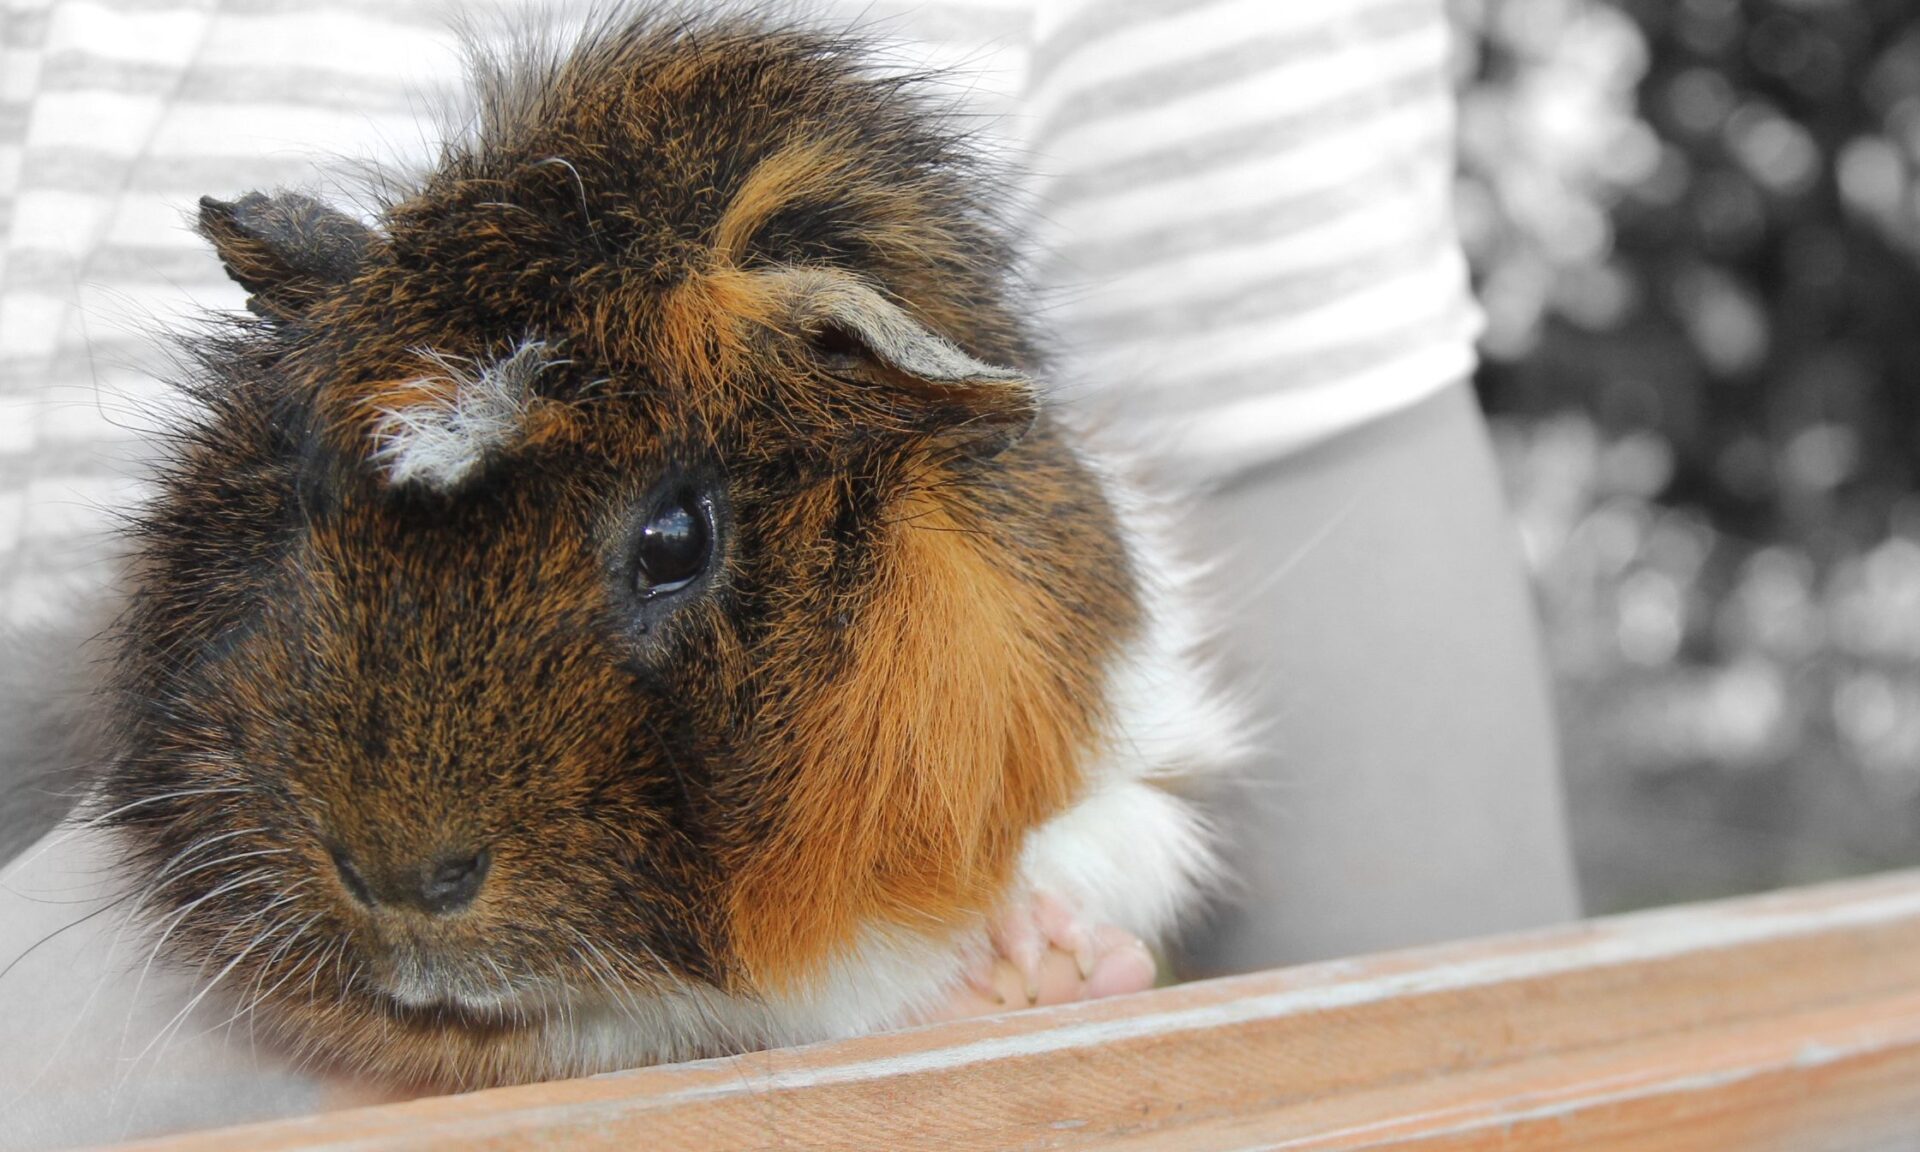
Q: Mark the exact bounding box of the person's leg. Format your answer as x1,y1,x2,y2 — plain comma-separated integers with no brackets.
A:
1180,382,1580,974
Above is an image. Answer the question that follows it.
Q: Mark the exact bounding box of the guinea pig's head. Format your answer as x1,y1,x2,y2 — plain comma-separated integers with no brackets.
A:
100,16,1138,1087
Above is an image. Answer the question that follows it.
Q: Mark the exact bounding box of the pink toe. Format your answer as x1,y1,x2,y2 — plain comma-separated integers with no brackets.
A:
1084,930,1157,1000
1031,891,1094,978
989,907,1046,1003
961,950,1003,1002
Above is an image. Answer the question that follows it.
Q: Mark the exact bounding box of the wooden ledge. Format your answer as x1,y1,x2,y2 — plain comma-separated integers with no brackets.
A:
100,870,1920,1151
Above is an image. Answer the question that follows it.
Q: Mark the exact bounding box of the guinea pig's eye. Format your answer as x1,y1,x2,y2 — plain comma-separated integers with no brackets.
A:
634,487,712,598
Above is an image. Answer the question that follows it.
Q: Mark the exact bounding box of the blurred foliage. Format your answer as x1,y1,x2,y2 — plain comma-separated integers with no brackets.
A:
1451,0,1920,911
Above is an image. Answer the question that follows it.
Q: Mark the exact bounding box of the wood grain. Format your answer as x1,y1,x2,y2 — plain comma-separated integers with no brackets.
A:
92,870,1920,1151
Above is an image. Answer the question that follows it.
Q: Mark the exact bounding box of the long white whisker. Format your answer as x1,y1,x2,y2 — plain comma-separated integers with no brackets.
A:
218,910,328,1040
303,938,342,1007
194,882,310,976
1215,485,1375,618
104,833,276,959
132,909,305,1072
77,786,257,830
118,869,280,1054
106,848,293,971
3,788,257,881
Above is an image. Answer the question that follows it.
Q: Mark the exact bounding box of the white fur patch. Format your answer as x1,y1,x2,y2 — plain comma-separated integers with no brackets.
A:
538,927,976,1076
369,341,557,491
1016,467,1246,942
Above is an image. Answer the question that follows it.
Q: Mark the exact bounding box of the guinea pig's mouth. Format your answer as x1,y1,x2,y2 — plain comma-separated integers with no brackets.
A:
370,955,560,1023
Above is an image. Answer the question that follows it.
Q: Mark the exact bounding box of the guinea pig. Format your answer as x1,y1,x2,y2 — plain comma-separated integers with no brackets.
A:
87,6,1240,1090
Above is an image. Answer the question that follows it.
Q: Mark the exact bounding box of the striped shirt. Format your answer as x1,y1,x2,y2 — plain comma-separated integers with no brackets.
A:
0,0,1479,622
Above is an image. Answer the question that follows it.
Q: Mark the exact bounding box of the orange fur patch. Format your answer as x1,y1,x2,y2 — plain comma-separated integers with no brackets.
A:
713,137,855,261
342,374,455,427
651,265,788,396
727,490,1099,990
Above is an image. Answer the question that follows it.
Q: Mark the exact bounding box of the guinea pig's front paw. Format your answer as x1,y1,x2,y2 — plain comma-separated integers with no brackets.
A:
933,892,1158,1020
991,890,1094,1001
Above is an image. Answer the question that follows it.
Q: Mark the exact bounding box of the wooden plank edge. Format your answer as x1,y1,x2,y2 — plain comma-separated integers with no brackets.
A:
90,868,1920,1152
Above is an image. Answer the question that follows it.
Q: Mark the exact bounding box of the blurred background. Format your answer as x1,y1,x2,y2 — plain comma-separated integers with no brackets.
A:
1450,0,1920,912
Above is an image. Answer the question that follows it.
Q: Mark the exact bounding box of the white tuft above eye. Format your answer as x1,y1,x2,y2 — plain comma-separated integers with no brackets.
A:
369,339,561,492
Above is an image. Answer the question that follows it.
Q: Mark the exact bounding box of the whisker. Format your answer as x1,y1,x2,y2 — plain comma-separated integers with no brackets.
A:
194,882,311,976
5,788,257,878
76,786,259,831
1214,485,1375,619
118,869,281,1053
107,846,293,963
219,910,328,1039
133,909,306,1071
0,890,134,986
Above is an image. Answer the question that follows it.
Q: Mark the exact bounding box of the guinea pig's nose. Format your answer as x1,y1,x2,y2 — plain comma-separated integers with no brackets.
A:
331,845,491,915
415,848,491,913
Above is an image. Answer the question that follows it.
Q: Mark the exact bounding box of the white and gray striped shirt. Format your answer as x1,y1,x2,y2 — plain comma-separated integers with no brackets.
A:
0,0,1479,622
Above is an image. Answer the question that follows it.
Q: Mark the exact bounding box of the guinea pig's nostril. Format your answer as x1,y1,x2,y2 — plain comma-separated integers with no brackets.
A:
330,846,374,907
415,847,491,915
329,844,490,914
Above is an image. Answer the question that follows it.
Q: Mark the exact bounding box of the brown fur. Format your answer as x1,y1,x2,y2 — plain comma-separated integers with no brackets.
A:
100,6,1138,1089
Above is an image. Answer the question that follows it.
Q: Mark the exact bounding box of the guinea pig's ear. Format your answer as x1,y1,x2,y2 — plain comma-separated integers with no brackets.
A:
196,191,372,321
775,269,1038,454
